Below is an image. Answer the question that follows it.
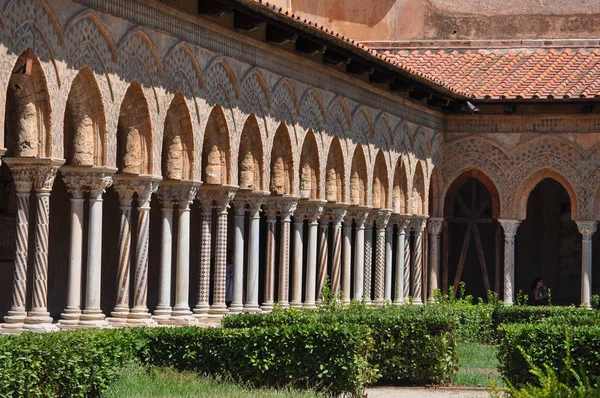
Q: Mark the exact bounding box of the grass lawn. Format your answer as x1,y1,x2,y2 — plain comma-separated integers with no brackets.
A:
104,364,321,398
452,342,504,388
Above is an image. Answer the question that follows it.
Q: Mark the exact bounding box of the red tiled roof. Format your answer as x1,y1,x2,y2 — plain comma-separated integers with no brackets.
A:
382,48,600,100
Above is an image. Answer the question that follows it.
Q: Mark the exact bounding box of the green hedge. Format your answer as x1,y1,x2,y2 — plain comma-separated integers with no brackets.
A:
223,306,459,385
0,324,373,397
498,323,600,388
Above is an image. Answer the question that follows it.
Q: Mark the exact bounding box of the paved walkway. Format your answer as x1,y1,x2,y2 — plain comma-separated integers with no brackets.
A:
366,387,492,397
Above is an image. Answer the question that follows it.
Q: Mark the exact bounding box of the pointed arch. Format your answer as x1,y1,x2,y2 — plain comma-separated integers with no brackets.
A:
372,151,389,208
63,68,106,166
162,93,194,180
205,57,239,106
325,136,345,202
118,26,162,73
238,114,264,190
412,161,426,214
65,9,118,62
516,169,578,220
4,51,51,157
299,129,320,199
393,157,409,214
202,105,231,185
443,168,501,219
117,82,152,174
350,144,368,206
270,122,294,195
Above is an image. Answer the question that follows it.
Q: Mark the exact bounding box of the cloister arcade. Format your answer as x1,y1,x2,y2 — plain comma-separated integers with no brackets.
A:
1,0,600,332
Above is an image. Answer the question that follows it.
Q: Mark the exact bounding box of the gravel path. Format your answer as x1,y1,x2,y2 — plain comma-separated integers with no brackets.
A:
366,387,492,397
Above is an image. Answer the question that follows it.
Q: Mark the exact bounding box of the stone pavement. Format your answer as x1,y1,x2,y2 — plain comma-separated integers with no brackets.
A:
366,387,492,397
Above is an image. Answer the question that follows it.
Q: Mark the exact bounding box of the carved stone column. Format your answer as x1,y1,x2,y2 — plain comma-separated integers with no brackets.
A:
393,216,411,304
317,216,329,301
411,216,427,305
204,185,237,316
240,192,268,312
374,210,391,304
403,216,413,302
342,214,353,304
427,217,444,302
129,176,161,325
326,204,348,297
171,181,200,323
193,194,212,317
350,207,370,301
277,197,298,308
154,188,175,321
363,212,376,304
301,200,325,309
498,219,521,306
577,221,597,308
24,159,64,331
2,159,34,332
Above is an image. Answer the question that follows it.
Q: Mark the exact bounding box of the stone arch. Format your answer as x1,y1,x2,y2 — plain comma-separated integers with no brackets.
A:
299,129,320,199
63,68,106,166
117,81,153,175
350,144,368,206
162,93,194,180
393,157,409,214
428,166,443,217
353,106,374,143
4,51,51,158
65,10,117,63
205,57,239,107
300,88,326,134
412,161,426,214
515,169,579,220
325,136,345,202
443,169,501,219
270,122,294,195
238,114,264,190
372,150,389,208
202,105,231,185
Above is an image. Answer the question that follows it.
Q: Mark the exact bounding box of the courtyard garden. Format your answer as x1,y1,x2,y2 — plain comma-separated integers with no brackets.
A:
3,286,600,397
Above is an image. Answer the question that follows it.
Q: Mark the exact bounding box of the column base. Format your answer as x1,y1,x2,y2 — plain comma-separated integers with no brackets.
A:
3,309,27,324
289,301,303,309
58,310,81,329
108,308,130,326
23,311,58,332
243,305,261,313
392,299,404,305
79,310,108,328
228,304,244,314
128,308,157,326
260,302,274,312
503,300,513,306
302,303,317,310
153,306,172,320
278,302,290,309
373,299,385,305
169,314,198,325
208,304,228,317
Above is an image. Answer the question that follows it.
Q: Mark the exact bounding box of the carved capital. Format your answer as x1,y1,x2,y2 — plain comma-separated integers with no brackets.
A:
392,214,413,231
324,203,349,225
295,199,326,223
576,221,598,240
375,209,392,228
264,195,299,221
4,157,65,193
346,206,372,228
159,180,201,209
60,166,116,199
62,174,86,199
365,210,378,229
498,219,521,238
428,217,444,236
112,174,161,207
411,215,428,232
197,184,238,212
235,190,269,216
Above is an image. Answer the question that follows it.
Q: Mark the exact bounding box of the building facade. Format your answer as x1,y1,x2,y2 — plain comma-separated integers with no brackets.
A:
0,0,599,332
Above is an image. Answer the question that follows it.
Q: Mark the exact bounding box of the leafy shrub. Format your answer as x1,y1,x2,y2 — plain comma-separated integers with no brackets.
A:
223,305,459,385
498,323,600,388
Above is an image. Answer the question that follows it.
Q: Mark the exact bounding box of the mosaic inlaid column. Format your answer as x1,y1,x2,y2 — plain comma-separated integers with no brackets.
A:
498,219,521,306
172,182,200,323
404,216,413,302
154,187,175,321
243,192,268,312
427,217,444,303
374,210,391,305
1,159,34,332
342,215,353,304
277,197,298,308
207,186,237,316
363,212,375,304
261,200,278,311
129,177,160,325
79,170,114,328
327,205,348,297
411,217,427,305
352,207,370,301
24,159,63,331
317,217,330,301
109,179,135,324
576,221,597,308
302,201,325,309
393,216,411,304
193,196,212,317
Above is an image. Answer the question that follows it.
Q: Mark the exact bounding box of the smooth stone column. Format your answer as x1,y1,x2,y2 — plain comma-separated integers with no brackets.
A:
79,172,113,328
1,159,34,332
242,192,268,312
302,201,325,309
427,217,444,303
393,216,411,304
328,205,348,297
342,217,353,304
207,186,237,317
404,218,413,302
498,219,521,306
351,207,370,301
59,176,86,328
129,176,160,325
261,200,278,311
277,197,298,308
411,217,427,305
154,189,174,321
24,159,63,331
109,179,135,324
363,213,375,304
291,215,304,308
230,202,246,314
374,210,391,305
577,221,597,308
171,182,200,323
385,224,393,301
317,217,329,301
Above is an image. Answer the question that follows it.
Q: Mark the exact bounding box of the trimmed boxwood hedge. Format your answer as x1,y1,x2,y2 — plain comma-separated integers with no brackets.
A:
498,323,600,388
223,306,459,385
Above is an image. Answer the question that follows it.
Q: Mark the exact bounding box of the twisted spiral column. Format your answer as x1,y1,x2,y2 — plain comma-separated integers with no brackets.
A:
373,210,390,305
352,207,370,301
403,220,412,302
302,201,324,309
363,214,375,304
394,217,410,304
329,206,347,297
317,219,329,301
411,218,426,305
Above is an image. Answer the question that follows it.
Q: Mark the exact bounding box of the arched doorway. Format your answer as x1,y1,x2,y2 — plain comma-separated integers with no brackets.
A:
516,178,580,305
443,173,501,300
